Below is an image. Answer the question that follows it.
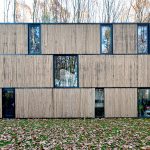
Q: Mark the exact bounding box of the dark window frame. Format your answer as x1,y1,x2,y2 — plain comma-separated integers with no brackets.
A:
100,24,113,55
137,88,150,118
53,54,79,88
137,24,149,54
28,24,41,55
95,88,105,118
2,88,15,118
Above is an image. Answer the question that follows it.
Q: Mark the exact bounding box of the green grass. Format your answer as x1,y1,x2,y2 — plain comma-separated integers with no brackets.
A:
0,118,150,149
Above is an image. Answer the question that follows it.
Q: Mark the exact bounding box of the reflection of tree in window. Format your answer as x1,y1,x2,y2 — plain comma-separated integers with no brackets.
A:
29,25,40,54
138,89,150,118
54,55,78,87
138,26,148,53
101,26,112,54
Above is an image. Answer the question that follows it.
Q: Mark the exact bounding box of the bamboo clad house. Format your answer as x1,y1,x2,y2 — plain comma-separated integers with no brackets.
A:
0,23,150,118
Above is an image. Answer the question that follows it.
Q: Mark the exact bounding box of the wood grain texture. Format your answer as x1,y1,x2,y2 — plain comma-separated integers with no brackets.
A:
16,89,53,118
113,24,137,54
138,55,148,87
15,88,95,118
41,24,100,54
105,88,137,117
0,89,2,118
0,55,53,87
53,88,95,118
0,24,28,54
79,55,138,87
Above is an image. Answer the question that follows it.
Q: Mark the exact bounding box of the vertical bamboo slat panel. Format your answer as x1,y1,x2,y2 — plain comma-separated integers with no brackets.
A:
16,89,53,118
0,89,2,118
0,25,28,54
79,55,106,87
147,56,150,87
80,55,138,87
53,88,95,118
138,55,147,87
113,55,125,87
124,55,138,87
41,24,100,54
105,55,114,87
15,88,95,118
113,24,137,54
0,56,53,87
105,88,137,117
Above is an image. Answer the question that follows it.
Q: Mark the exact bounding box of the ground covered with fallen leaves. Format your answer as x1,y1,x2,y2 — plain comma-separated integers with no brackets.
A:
0,118,150,149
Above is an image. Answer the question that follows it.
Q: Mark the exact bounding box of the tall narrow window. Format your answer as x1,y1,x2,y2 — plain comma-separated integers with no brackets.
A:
138,89,150,118
54,55,78,87
28,24,41,54
101,25,112,54
95,89,104,118
2,88,15,118
138,25,148,54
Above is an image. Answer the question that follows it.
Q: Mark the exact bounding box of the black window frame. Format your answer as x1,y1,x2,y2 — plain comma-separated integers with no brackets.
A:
53,54,79,88
137,23,149,54
137,88,150,118
28,24,41,55
2,88,15,118
95,88,105,118
100,24,113,55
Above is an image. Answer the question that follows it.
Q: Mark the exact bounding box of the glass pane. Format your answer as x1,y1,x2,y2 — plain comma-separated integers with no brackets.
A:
29,25,41,54
101,26,112,54
2,88,15,118
138,89,150,118
95,89,104,117
138,26,148,53
54,55,78,87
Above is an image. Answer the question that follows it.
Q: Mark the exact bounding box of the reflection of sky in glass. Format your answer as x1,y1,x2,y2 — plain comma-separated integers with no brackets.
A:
29,25,41,54
138,26,148,53
101,26,112,54
54,56,78,87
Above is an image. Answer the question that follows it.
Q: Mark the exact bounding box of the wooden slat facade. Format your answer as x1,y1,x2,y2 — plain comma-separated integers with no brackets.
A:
0,55,53,87
41,24,100,54
105,88,137,117
113,24,137,54
80,55,139,87
15,88,95,118
0,90,2,118
0,24,28,54
0,23,149,118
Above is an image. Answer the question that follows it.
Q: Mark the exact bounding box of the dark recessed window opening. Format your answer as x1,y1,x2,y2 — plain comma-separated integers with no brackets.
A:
137,25,148,54
95,88,104,118
28,24,41,54
101,25,113,54
54,55,79,88
138,89,150,118
2,88,15,118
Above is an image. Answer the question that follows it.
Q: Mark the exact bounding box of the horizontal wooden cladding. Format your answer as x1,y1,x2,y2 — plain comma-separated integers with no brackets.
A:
15,88,95,118
105,88,137,117
41,24,100,54
0,24,28,54
0,55,53,87
113,24,137,54
79,55,138,87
